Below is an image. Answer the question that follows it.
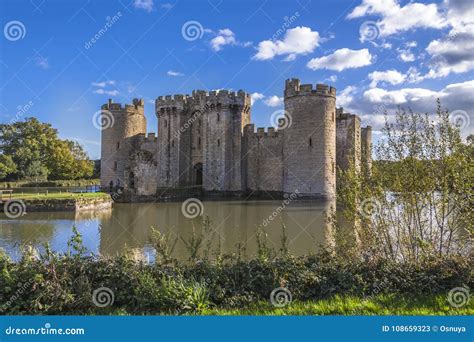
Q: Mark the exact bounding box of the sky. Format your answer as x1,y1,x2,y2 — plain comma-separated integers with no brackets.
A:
0,0,473,159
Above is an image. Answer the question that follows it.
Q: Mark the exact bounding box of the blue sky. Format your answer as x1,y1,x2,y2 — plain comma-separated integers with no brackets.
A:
1,0,473,159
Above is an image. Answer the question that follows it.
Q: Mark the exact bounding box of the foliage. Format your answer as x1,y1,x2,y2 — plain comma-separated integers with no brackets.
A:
0,154,17,179
0,178,100,189
0,228,471,315
0,118,94,181
337,101,473,262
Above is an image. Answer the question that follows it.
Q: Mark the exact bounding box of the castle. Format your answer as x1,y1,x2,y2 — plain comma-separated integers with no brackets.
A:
100,78,372,201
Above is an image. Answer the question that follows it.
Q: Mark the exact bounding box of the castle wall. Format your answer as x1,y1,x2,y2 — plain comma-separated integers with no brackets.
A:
100,78,371,201
336,110,361,173
100,99,146,189
283,79,336,199
243,125,283,193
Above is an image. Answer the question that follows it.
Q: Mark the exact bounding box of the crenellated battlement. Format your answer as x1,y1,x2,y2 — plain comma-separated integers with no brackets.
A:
101,98,144,114
244,124,281,139
284,78,336,98
156,89,251,113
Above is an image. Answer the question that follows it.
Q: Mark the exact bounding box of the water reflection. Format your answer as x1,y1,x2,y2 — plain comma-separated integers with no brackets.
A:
0,199,341,261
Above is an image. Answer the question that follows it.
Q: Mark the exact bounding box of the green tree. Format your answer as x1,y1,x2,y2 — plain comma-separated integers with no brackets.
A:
0,154,17,179
337,101,473,262
0,118,94,180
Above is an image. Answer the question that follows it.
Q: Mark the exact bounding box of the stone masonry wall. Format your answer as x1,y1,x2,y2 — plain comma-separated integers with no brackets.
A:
243,124,284,193
283,79,336,199
100,99,146,189
336,109,361,173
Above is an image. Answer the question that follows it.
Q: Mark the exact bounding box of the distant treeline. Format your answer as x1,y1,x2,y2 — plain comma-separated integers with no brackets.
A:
0,118,98,182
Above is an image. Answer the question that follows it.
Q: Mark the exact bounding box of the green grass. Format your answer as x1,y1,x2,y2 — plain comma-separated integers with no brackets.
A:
199,295,474,316
1,192,110,200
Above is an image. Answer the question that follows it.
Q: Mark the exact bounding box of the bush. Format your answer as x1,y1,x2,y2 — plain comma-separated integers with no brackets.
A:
0,244,470,315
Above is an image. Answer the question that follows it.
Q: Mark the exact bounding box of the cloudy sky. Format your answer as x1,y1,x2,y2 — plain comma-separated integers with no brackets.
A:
0,0,473,158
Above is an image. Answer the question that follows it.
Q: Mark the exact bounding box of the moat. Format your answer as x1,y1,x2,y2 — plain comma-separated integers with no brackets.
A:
0,200,339,261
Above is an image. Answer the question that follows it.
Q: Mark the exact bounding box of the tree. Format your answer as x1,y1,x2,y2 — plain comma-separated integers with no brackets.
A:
337,101,473,262
0,118,94,180
0,154,17,179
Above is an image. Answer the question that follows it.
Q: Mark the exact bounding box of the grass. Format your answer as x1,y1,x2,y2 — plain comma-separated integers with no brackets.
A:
1,191,110,200
199,294,474,316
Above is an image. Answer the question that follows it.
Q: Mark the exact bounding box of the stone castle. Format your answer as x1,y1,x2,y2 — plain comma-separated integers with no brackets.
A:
100,78,372,201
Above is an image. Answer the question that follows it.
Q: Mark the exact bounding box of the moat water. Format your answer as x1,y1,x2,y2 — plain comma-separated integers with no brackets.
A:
0,200,341,261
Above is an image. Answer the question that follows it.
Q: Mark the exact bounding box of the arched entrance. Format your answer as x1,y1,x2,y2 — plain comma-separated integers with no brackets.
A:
194,163,203,186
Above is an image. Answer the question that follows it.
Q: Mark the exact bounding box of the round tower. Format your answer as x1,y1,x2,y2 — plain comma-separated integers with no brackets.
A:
100,98,146,190
282,79,336,199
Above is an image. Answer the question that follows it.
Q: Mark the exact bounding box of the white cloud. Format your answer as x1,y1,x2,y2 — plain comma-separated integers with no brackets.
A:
363,87,437,104
307,48,373,71
397,49,415,62
369,70,406,88
134,0,154,12
347,0,448,37
250,92,264,105
167,70,184,77
211,29,237,51
327,75,338,82
92,81,115,88
425,26,474,77
337,80,474,136
35,56,49,69
337,86,358,108
253,26,320,61
264,96,283,107
93,89,119,96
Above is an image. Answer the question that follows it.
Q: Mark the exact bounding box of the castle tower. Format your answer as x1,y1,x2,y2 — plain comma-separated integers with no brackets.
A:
336,108,361,173
100,98,146,189
191,90,251,193
155,95,191,188
283,79,336,199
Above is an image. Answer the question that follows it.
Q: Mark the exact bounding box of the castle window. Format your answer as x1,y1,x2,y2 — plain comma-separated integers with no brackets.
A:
116,142,120,150
172,140,174,147
217,139,220,147
198,137,201,148
198,119,202,127
309,138,312,147
164,119,168,128
113,161,118,171
217,113,220,122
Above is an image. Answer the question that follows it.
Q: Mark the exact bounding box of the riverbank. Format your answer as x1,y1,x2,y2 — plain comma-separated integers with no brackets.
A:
0,179,99,189
0,192,112,212
1,233,471,315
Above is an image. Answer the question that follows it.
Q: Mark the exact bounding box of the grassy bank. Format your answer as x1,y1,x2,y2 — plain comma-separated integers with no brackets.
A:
3,192,110,200
0,179,99,189
1,227,471,315
201,294,473,315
